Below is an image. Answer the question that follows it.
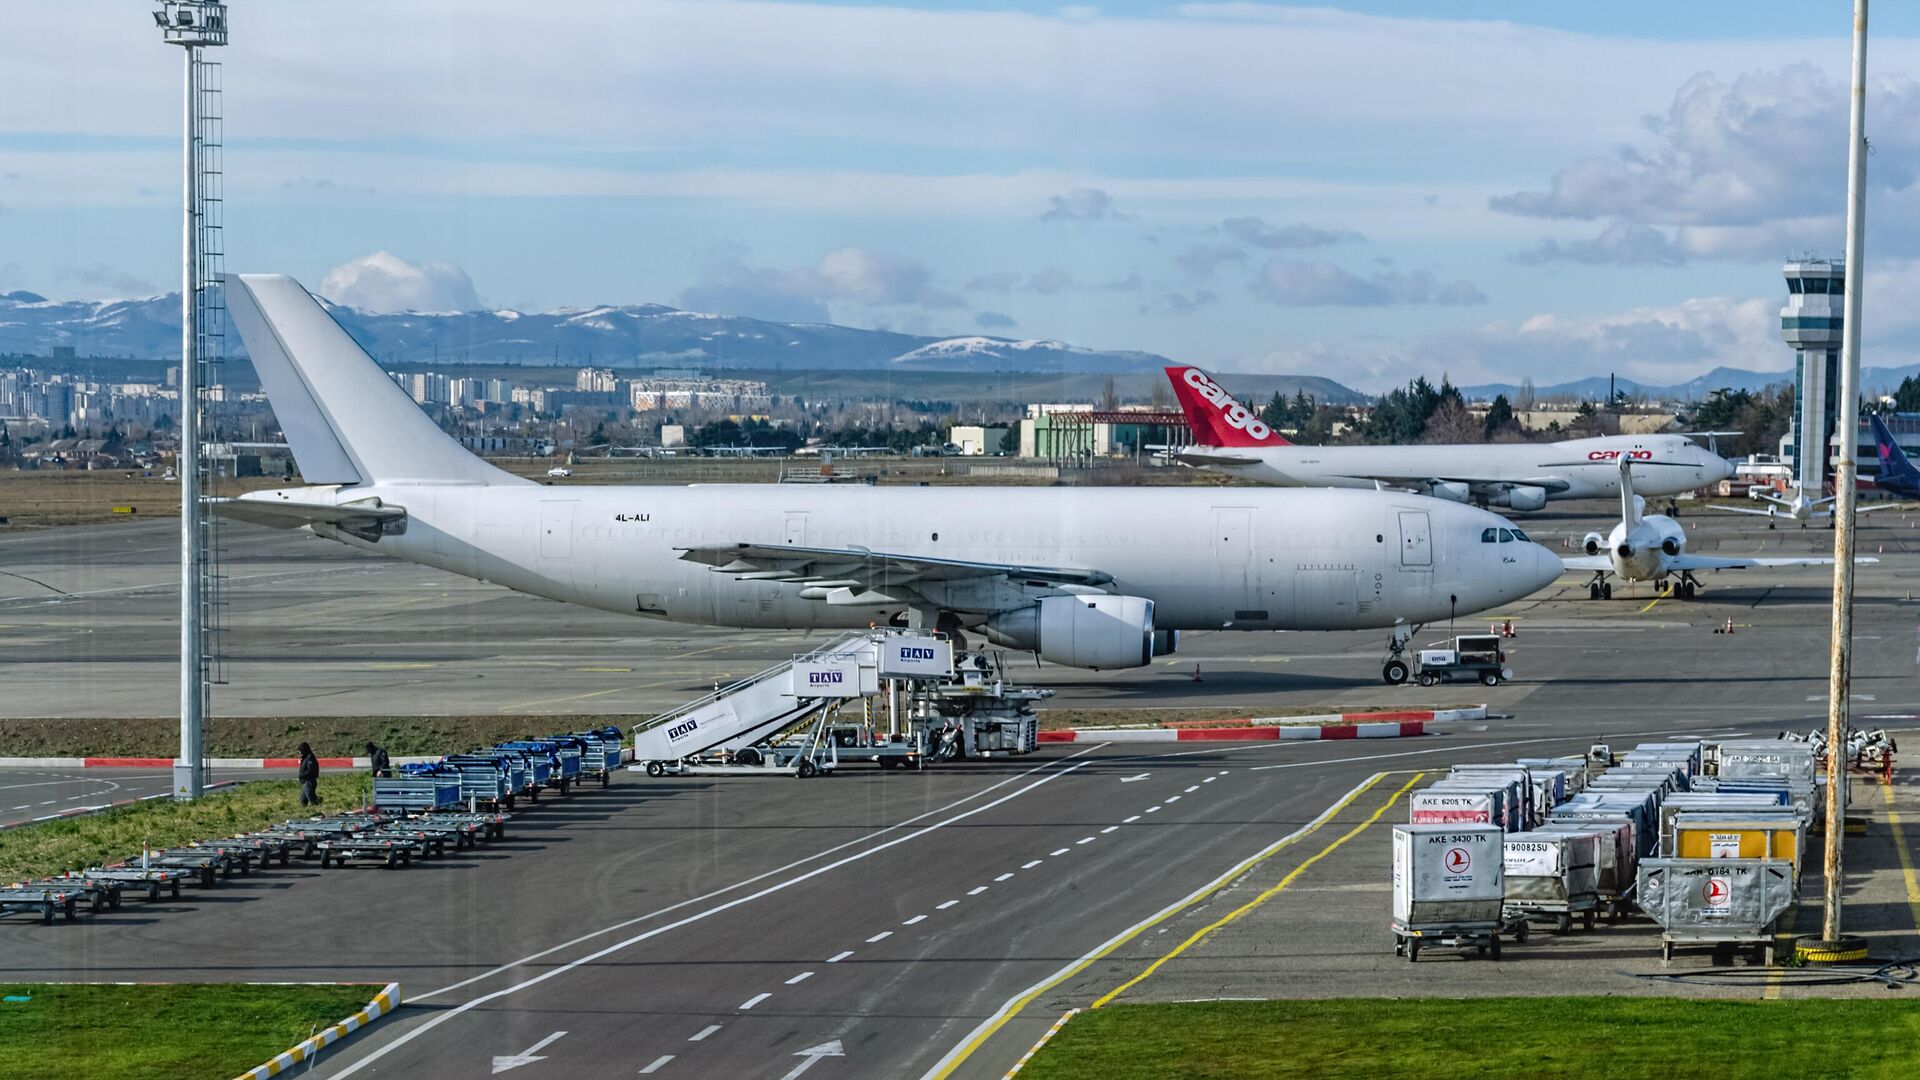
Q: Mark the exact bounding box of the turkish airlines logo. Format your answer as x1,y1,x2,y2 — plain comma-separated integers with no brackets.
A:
1702,877,1730,906
1443,846,1472,873
1587,449,1654,462
1182,368,1274,441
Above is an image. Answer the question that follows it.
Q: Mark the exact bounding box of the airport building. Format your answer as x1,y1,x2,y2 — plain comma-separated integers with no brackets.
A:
1781,259,1843,487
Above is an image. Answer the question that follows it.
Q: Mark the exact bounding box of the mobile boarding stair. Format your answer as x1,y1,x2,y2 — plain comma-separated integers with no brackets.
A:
630,632,877,778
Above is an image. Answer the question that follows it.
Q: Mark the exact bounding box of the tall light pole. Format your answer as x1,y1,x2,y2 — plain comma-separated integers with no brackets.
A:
1820,0,1869,948
154,1,228,800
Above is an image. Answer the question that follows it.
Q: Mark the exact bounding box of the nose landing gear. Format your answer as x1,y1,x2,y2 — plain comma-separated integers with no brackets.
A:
1585,571,1612,601
1381,622,1421,684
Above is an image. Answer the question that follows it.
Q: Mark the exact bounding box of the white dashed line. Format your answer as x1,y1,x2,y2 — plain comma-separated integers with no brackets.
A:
640,1054,675,1073
994,873,1014,882
1203,777,1217,784
1184,785,1200,793
1144,806,1161,814
826,951,853,964
1075,836,1096,845
866,931,893,943
968,886,988,896
1100,825,1119,834
1022,860,1043,869
1165,795,1182,803
39,800,55,806
1218,770,1229,775
936,900,959,910
9,805,27,811
785,971,814,985
1122,815,1141,823
688,1025,722,1042
739,993,771,1011
1050,848,1070,857
903,915,927,926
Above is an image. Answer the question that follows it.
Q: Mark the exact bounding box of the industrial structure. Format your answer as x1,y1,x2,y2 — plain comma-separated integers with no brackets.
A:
154,0,230,799
1781,258,1844,490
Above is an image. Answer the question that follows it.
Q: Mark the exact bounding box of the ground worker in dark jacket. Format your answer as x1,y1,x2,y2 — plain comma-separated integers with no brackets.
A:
297,742,321,806
366,741,392,778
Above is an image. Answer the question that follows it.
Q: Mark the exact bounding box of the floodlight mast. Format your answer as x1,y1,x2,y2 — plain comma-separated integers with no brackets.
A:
1822,0,1868,943
154,2,228,800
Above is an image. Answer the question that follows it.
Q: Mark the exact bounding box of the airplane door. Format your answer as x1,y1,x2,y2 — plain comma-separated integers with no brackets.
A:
784,512,808,546
1213,507,1254,596
540,500,576,560
1397,511,1432,569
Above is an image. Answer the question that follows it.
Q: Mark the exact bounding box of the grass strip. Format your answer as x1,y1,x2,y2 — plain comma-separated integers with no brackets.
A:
1020,998,1920,1080
0,982,378,1080
0,774,371,881
0,715,623,758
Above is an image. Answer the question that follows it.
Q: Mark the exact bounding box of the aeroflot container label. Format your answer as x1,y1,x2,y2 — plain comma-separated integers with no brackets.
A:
791,659,865,698
878,638,953,679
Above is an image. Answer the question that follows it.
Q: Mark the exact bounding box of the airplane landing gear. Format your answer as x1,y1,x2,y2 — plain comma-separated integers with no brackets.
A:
1381,623,1420,685
1586,572,1612,601
1678,571,1700,600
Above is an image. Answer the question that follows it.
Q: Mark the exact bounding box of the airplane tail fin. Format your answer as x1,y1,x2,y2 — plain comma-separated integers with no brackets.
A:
1871,414,1920,482
226,274,528,487
1164,365,1292,448
1618,456,1643,530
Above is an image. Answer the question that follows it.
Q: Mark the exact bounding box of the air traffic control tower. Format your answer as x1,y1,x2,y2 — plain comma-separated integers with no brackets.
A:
1782,259,1844,490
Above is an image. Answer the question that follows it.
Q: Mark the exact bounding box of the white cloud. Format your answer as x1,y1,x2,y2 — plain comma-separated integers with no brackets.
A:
318,252,481,313
1510,223,1688,267
1251,260,1486,307
1220,217,1362,249
676,245,959,323
974,310,1018,330
1041,187,1123,222
1174,243,1245,281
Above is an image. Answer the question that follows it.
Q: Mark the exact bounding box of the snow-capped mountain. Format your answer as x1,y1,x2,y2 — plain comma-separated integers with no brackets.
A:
0,290,1168,374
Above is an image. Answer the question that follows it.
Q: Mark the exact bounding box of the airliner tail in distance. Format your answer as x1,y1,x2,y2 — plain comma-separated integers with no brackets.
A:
1165,365,1293,448
1871,414,1920,498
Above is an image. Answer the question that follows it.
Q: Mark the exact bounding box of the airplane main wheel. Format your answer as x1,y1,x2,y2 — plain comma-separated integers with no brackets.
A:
1588,583,1602,601
1601,583,1613,600
1681,581,1697,600
1383,659,1410,685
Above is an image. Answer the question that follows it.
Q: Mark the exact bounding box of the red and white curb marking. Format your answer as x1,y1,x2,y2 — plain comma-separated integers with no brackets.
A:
1034,706,1479,744
0,755,442,769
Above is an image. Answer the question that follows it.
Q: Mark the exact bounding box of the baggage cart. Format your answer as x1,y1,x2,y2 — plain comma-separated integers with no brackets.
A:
413,810,508,841
373,772,463,812
1668,815,1805,887
567,727,624,786
315,837,417,869
0,885,81,924
499,741,570,794
17,877,121,914
82,866,190,901
1536,817,1636,920
1391,824,1519,961
443,753,520,809
1637,857,1795,966
1502,832,1600,932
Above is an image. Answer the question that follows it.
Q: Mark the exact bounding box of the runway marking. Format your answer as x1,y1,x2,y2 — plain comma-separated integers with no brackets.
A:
785,972,814,985
968,886,989,896
866,932,892,943
1165,795,1181,803
826,950,853,964
1144,807,1161,814
409,749,1097,1003
904,915,928,925
1100,826,1119,834
1881,785,1920,938
937,900,960,909
1122,816,1140,824
1050,848,1070,856
499,686,627,712
994,873,1014,882
1119,774,1150,783
688,1025,722,1042
1021,860,1042,869
1202,777,1217,784
1637,583,1676,614
917,772,1390,1080
1093,773,1423,1008
1184,785,1200,793
739,993,771,1010
370,662,437,670
9,805,28,811
640,1055,675,1074
575,666,633,673
1075,837,1096,845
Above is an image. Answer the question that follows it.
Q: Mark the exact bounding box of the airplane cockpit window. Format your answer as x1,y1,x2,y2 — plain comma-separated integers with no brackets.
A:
1509,528,1531,542
1481,527,1499,543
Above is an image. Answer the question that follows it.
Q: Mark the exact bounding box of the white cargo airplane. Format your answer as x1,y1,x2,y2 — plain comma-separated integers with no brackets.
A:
1560,458,1861,600
1166,365,1733,510
216,274,1562,679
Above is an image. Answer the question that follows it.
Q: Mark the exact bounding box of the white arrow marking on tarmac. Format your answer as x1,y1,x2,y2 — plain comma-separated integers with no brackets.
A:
1119,773,1151,783
779,1040,845,1080
492,1031,567,1074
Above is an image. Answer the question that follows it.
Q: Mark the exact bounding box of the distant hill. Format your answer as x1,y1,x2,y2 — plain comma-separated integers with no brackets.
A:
1461,363,1920,404
0,290,1171,375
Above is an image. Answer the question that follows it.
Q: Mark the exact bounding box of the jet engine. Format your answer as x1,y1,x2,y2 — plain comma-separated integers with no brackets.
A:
984,594,1155,670
1152,629,1180,657
1582,532,1605,556
1428,481,1472,503
1490,485,1548,512
1662,536,1681,556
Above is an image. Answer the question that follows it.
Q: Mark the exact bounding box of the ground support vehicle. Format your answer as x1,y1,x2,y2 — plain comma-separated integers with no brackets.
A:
81,867,190,901
1412,634,1512,687
646,709,840,779
1391,824,1515,962
0,885,81,924
1637,857,1795,966
1500,832,1600,933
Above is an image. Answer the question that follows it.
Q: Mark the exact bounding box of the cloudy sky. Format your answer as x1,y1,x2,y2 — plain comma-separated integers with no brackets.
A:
7,1,1920,389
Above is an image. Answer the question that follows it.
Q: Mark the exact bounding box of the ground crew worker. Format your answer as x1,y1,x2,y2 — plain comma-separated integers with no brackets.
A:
297,742,321,806
366,741,392,778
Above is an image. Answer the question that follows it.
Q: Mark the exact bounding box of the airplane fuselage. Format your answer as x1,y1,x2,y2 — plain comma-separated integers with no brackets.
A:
249,483,1562,633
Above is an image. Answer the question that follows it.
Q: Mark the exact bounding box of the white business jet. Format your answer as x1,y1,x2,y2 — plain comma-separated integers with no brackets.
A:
1561,458,1860,600
218,275,1561,677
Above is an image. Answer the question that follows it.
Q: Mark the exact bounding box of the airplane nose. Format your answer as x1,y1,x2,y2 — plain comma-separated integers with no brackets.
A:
1526,543,1563,596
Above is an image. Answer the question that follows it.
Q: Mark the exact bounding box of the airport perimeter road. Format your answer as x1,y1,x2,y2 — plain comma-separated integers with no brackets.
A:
0,767,280,828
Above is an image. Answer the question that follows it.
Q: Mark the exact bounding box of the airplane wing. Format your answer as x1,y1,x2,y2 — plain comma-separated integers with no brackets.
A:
1347,474,1573,494
212,496,406,539
1666,554,1873,571
1703,504,1781,517
1174,451,1263,467
1559,555,1612,572
1857,502,1910,515
678,542,1114,613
